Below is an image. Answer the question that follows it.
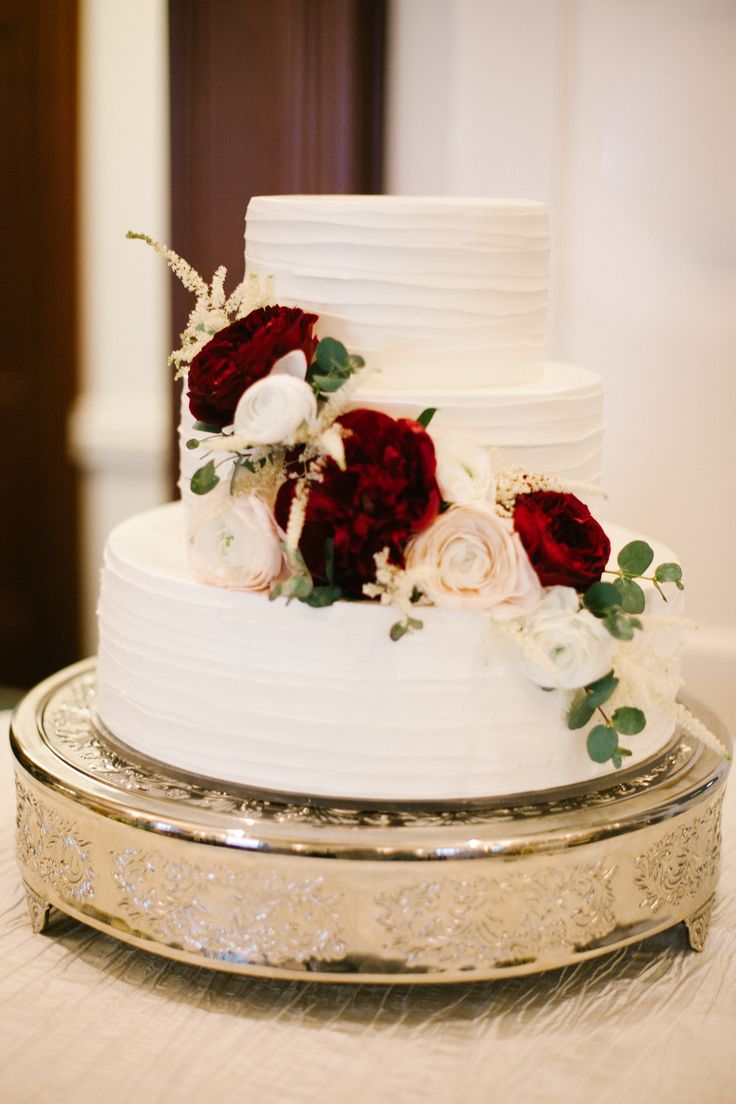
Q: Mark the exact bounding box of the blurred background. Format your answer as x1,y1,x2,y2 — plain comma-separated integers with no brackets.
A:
2,0,735,718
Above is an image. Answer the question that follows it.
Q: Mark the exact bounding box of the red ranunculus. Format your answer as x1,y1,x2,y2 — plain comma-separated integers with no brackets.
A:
187,305,318,427
275,409,441,596
513,491,611,590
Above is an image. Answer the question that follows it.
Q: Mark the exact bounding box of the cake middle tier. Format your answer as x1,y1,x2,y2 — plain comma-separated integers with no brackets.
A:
179,362,603,504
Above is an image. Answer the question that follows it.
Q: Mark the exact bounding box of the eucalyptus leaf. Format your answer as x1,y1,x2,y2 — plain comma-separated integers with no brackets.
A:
269,583,283,601
612,751,623,769
583,581,621,615
324,537,335,585
614,576,646,614
617,540,654,577
611,706,646,735
586,672,619,708
304,585,342,608
192,420,221,434
190,460,219,495
602,610,636,641
390,621,409,642
311,374,346,393
407,617,424,631
416,408,437,429
348,354,365,370
315,336,349,373
185,439,200,450
292,575,313,600
568,691,596,730
587,724,619,763
654,562,683,584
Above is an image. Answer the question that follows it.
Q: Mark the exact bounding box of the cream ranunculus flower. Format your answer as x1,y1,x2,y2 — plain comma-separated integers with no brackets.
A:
428,430,496,504
519,586,616,689
188,490,286,591
233,373,317,445
405,503,542,618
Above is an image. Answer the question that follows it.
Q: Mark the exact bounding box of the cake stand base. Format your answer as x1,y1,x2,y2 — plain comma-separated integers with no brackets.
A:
10,660,730,984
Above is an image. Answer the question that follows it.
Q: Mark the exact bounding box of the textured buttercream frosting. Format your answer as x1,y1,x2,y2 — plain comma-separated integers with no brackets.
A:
245,196,550,388
96,504,680,802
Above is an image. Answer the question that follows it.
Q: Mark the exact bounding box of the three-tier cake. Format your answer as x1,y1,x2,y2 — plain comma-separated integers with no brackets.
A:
96,197,690,801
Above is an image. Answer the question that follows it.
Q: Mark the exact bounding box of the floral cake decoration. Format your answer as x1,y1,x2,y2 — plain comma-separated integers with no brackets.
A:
128,232,727,769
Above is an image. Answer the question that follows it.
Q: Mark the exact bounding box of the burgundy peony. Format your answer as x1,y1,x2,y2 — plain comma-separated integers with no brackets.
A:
275,408,441,596
187,306,318,427
513,491,611,591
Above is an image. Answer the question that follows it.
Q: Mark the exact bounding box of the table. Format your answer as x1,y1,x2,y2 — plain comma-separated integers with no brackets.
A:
1,710,735,1104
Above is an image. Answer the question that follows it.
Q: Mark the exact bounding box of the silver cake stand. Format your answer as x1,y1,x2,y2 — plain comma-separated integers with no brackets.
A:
9,659,730,984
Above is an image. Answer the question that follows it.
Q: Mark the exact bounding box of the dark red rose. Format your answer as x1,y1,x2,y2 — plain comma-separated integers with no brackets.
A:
275,409,441,596
513,491,611,590
187,305,318,427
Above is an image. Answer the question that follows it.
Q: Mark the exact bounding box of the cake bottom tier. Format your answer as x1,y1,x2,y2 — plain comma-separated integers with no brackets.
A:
96,503,682,802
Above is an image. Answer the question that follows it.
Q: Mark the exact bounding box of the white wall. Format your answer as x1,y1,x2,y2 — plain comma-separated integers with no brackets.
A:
71,0,171,652
387,0,736,714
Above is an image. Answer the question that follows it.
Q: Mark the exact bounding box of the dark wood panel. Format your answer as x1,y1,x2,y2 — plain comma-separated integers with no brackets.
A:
0,0,79,686
169,0,386,488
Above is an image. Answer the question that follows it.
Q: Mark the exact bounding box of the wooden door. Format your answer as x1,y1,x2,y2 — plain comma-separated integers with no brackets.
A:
0,0,79,689
168,0,387,481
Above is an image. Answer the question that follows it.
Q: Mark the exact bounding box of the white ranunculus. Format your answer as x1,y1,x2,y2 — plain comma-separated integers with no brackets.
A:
428,430,496,504
233,374,317,445
405,503,542,618
519,586,616,689
269,349,309,379
188,491,286,591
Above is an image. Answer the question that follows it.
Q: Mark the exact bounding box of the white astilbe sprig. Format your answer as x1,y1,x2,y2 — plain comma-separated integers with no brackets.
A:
494,464,604,517
613,645,728,759
127,232,274,377
285,480,310,553
363,549,425,620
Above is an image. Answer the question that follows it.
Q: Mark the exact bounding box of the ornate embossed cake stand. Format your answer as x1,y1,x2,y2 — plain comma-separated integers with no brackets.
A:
10,660,730,984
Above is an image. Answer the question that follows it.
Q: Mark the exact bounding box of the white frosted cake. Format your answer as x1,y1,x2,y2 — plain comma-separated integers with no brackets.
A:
98,197,688,802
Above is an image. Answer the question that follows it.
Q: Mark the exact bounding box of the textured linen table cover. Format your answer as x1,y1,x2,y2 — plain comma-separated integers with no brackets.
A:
1,712,735,1104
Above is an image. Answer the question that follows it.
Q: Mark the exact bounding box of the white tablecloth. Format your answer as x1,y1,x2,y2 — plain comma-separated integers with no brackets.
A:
1,710,735,1104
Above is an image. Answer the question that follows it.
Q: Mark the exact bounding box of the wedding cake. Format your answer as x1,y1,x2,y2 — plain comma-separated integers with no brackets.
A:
96,196,690,802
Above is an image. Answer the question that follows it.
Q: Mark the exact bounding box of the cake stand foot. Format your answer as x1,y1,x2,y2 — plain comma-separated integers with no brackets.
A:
684,894,716,952
24,884,52,934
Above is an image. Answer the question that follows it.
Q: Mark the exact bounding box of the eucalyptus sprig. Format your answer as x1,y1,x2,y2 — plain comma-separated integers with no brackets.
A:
307,337,364,395
567,670,645,768
270,539,342,609
604,539,684,611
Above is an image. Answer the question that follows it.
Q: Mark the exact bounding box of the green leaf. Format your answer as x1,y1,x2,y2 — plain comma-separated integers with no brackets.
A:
291,575,313,600
315,336,349,373
611,706,646,735
269,582,283,601
407,617,424,631
586,672,619,708
602,610,636,641
654,562,683,584
416,407,437,429
192,420,221,434
185,439,200,450
190,460,219,495
583,581,621,615
324,537,335,585
390,620,409,642
311,374,347,393
347,354,365,370
612,751,623,769
587,724,619,763
304,585,342,608
617,540,654,577
568,691,596,730
614,576,646,614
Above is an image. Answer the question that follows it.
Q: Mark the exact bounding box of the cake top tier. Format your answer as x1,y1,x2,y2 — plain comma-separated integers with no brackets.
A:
245,195,550,389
